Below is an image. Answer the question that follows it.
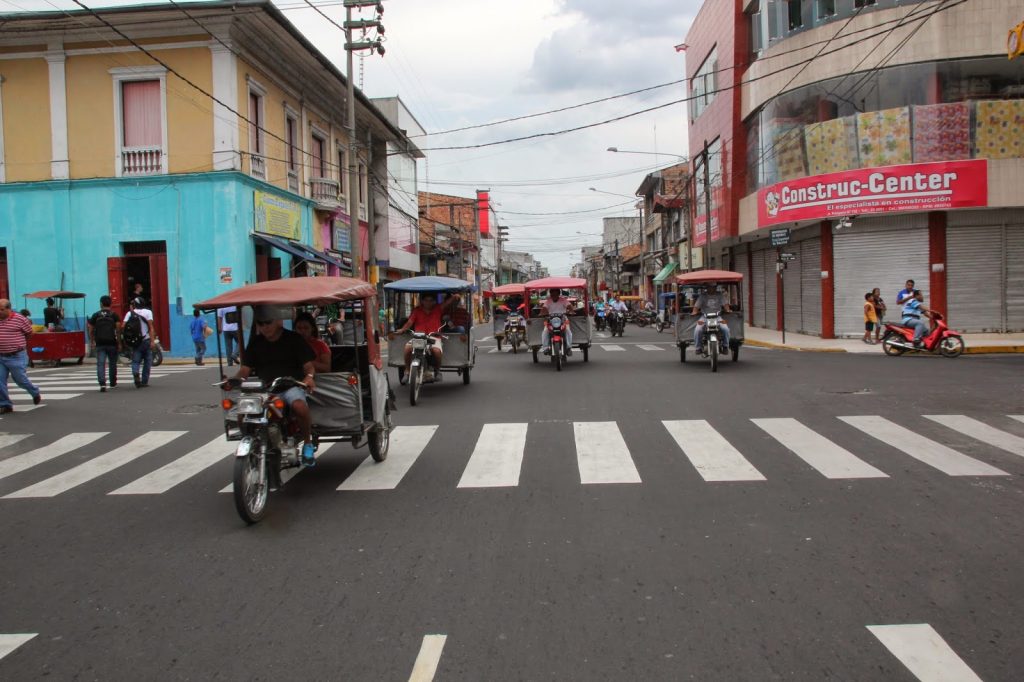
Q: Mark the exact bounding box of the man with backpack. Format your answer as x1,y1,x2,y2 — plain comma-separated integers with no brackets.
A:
122,297,156,388
87,295,121,392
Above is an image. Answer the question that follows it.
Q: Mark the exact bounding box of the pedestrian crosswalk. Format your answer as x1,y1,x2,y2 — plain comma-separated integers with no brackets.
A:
0,414,1020,500
0,365,208,409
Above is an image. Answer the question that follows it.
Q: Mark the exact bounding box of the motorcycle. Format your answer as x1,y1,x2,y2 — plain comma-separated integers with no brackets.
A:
406,328,446,405
696,312,727,372
607,310,625,337
119,338,164,367
881,312,964,358
545,314,570,371
595,309,607,331
504,312,527,353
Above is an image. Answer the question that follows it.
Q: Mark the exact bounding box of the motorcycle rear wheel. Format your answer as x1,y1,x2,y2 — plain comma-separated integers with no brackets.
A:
940,336,964,358
881,333,905,356
152,347,163,367
233,444,268,525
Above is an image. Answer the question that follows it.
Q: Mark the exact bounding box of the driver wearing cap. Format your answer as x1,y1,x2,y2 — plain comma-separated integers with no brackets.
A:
229,306,317,467
541,288,573,355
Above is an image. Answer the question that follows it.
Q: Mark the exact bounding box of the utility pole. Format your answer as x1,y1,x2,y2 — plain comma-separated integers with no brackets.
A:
615,238,620,294
702,139,712,270
343,1,385,281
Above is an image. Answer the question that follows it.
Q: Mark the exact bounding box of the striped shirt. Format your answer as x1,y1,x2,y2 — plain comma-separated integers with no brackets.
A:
0,312,33,353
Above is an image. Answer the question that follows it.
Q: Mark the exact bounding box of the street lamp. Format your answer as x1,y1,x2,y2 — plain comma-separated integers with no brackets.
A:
588,187,635,200
607,147,687,162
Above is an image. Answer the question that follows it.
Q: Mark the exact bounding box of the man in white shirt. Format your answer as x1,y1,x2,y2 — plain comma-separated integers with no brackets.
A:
218,305,240,366
541,288,573,355
123,297,156,387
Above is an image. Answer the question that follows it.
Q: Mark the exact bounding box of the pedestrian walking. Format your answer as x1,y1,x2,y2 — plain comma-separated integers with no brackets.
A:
871,287,887,341
862,292,878,344
218,305,240,366
87,295,121,392
0,299,42,413
123,297,156,388
190,309,209,365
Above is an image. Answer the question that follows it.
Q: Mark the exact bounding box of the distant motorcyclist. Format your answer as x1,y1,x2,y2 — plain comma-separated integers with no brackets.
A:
692,285,731,354
541,288,573,356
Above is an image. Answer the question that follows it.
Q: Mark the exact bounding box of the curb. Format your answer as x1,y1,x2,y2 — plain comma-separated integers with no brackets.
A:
963,345,1024,355
745,339,1024,354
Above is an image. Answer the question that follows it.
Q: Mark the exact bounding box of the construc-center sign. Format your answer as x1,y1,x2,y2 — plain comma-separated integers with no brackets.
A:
757,159,988,227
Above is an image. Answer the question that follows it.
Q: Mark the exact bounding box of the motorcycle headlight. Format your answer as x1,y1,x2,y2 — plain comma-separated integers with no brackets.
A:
411,338,427,349
550,318,563,329
237,396,264,415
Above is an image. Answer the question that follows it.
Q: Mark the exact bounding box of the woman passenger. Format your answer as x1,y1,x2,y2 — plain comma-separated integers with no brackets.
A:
293,311,331,373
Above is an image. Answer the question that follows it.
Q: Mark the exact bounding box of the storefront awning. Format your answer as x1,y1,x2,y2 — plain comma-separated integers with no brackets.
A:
252,233,323,263
652,262,678,284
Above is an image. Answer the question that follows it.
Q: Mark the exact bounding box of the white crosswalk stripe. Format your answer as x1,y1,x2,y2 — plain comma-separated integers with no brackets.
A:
408,634,447,682
0,633,37,662
4,431,186,498
110,437,229,495
637,344,664,351
0,405,45,414
662,420,766,481
340,425,437,491
601,344,626,352
218,442,336,493
574,422,641,484
1012,415,1024,424
458,423,528,488
0,433,32,450
839,416,1008,476
925,415,1024,458
752,418,889,479
867,624,982,682
0,432,107,483
11,393,81,401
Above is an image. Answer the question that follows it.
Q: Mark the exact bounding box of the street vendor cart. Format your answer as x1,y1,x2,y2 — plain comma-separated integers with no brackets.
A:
24,290,86,366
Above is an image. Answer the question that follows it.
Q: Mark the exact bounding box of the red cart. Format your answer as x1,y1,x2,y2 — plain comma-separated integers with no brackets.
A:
24,290,87,367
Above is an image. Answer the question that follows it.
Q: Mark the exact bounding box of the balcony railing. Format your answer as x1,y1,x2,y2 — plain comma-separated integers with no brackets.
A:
310,177,343,210
287,170,299,194
250,154,266,180
121,146,163,176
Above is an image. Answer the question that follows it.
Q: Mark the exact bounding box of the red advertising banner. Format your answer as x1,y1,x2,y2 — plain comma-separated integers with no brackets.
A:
757,159,987,228
476,190,490,236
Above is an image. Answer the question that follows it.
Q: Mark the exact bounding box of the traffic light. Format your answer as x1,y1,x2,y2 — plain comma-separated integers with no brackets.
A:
1010,19,1024,60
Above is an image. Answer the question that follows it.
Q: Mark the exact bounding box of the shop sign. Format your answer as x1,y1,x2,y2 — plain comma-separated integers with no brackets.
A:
770,228,790,247
757,159,988,227
219,267,232,284
333,221,351,253
255,191,302,240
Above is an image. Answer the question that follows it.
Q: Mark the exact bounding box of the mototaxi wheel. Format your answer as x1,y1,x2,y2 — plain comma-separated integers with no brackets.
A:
555,351,562,371
368,404,392,462
582,345,589,362
731,344,740,362
679,344,686,363
409,362,422,406
233,441,268,525
710,337,719,372
939,336,964,358
463,367,471,384
532,348,538,364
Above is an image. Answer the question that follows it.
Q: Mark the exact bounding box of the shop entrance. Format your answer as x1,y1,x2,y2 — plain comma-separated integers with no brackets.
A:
107,240,170,350
255,243,282,282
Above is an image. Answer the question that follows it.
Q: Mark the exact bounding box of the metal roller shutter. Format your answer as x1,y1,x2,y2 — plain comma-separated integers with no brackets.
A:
752,249,766,328
800,238,822,334
833,227,929,337
735,250,751,315
946,225,1003,332
1006,224,1024,331
782,247,801,335
764,249,778,330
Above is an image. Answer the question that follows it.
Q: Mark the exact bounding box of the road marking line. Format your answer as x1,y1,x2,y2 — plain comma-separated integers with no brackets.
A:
478,336,491,342
0,432,107,483
1,405,45,415
637,344,664,351
110,437,230,495
457,423,528,488
662,420,766,481
601,344,626,352
488,347,501,354
0,633,37,661
925,415,1024,457
839,416,1008,476
28,379,102,384
4,431,186,498
408,634,447,682
751,418,888,479
574,422,641,484
339,425,438,491
867,624,982,682
0,434,32,450
11,393,81,401
219,443,336,493
1011,415,1024,424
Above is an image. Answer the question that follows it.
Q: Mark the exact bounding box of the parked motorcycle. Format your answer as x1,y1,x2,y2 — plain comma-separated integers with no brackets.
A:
881,312,964,358
545,314,570,371
696,312,728,372
504,312,527,354
119,338,164,367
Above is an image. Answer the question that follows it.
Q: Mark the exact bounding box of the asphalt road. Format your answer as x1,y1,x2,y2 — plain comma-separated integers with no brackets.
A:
0,326,1022,680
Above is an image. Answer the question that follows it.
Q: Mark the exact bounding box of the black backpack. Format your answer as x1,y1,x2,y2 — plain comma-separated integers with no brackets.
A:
92,310,118,345
122,312,144,347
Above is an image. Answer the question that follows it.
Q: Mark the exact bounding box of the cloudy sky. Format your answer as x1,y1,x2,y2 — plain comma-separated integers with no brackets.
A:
4,0,703,274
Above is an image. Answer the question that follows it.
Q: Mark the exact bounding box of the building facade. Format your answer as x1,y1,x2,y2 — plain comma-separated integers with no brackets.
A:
0,1,418,354
686,0,1024,336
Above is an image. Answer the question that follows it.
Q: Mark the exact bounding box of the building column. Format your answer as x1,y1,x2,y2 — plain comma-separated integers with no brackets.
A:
820,221,835,339
928,211,947,318
45,43,69,180
210,45,239,171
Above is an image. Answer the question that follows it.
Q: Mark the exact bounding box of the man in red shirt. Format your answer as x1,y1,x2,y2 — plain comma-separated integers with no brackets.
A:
390,292,460,384
0,299,42,413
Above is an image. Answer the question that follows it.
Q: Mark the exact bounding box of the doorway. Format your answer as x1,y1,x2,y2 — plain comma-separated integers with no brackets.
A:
0,248,8,301
107,241,170,350
255,243,282,282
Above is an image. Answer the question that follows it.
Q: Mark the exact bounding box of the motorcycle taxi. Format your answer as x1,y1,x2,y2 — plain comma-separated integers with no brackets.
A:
490,283,528,353
194,277,395,525
523,276,593,370
384,276,477,406
673,270,746,372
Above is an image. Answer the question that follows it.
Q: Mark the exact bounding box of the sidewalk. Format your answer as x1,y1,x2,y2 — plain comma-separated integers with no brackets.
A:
744,327,1024,354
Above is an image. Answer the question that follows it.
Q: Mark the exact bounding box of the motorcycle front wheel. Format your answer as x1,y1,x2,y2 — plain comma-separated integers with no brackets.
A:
940,336,965,358
152,347,163,367
233,441,268,525
710,337,719,373
409,361,423,406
